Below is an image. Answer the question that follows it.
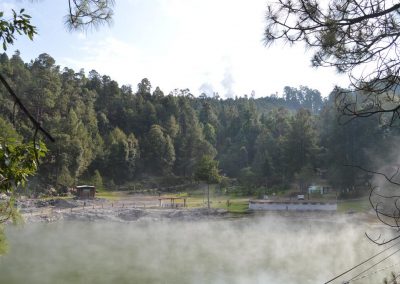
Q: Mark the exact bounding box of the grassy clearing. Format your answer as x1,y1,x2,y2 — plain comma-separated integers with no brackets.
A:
337,197,371,213
184,196,249,213
96,191,122,201
183,187,250,213
94,185,252,213
38,196,71,201
213,198,250,213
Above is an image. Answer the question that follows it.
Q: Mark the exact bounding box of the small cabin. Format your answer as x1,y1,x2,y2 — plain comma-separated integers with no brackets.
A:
308,185,331,195
76,185,96,199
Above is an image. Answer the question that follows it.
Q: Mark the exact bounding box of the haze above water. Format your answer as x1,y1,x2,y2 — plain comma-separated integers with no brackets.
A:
0,216,397,284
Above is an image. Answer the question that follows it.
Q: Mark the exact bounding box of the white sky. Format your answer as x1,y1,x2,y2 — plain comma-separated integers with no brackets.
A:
4,0,349,98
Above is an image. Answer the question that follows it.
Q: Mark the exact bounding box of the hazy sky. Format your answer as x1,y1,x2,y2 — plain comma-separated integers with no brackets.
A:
4,0,349,98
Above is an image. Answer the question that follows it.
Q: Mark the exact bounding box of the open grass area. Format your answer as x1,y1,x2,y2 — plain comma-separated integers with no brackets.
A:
183,185,251,213
95,191,122,201
154,185,251,213
39,183,373,215
184,193,250,213
38,196,71,201
214,199,250,213
95,189,372,214
337,197,371,213
92,185,252,213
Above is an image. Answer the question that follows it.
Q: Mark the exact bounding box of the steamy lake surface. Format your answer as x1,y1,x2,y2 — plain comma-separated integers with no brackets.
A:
0,215,398,284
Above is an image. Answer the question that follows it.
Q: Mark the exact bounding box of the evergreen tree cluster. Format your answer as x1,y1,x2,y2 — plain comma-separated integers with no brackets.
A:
0,52,391,194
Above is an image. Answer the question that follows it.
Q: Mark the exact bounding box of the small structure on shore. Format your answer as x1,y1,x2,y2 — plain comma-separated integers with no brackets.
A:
76,185,96,199
308,185,331,195
158,197,187,208
249,199,337,211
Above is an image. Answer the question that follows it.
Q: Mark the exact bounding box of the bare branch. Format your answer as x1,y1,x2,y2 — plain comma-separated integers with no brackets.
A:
265,1,400,124
0,73,55,142
344,164,400,186
345,164,400,244
65,0,115,31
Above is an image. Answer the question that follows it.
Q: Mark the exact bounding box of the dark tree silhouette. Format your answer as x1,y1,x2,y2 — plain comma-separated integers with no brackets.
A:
264,0,400,125
66,0,115,31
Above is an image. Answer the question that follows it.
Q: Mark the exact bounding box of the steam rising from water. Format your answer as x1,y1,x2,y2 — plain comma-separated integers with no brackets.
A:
0,216,397,283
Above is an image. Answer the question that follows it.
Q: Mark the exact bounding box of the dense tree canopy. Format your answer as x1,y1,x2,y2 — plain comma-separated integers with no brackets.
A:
265,0,400,244
0,0,115,253
0,52,390,198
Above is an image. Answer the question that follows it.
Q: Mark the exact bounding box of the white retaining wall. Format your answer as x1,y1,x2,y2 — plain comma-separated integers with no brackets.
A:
249,201,337,211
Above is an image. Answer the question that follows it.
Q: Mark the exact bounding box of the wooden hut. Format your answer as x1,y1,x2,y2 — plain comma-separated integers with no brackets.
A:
76,185,96,199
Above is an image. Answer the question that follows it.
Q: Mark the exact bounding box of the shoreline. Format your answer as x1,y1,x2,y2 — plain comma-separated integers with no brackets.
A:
16,198,231,223
21,207,231,223
13,197,378,225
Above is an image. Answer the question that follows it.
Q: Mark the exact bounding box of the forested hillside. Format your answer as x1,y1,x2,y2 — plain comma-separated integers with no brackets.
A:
0,52,391,195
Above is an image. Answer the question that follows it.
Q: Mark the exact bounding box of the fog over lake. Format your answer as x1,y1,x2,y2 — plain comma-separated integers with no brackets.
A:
0,215,397,284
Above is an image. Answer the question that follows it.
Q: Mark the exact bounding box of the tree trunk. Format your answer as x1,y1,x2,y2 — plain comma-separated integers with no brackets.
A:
207,183,210,209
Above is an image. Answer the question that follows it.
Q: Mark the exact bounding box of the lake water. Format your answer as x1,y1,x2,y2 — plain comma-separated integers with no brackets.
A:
0,215,398,283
